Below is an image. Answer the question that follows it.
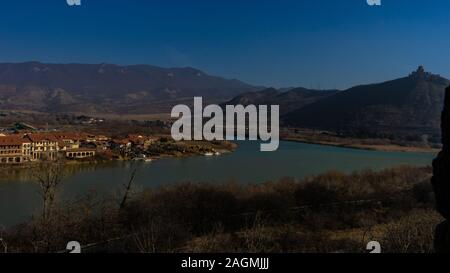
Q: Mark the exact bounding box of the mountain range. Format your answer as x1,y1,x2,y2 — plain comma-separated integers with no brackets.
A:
0,62,448,140
0,62,259,114
223,66,448,141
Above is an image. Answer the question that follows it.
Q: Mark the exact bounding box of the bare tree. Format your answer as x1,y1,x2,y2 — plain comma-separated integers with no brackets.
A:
32,161,64,224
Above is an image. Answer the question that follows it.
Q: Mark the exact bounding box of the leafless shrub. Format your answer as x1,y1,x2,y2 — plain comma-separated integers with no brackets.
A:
381,210,442,253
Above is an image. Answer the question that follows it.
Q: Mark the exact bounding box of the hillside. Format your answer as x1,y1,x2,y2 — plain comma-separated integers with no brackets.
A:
224,87,338,114
283,67,449,141
0,62,260,114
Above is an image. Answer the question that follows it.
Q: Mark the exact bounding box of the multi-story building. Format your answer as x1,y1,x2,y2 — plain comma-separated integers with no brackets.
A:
0,135,28,164
27,133,59,161
21,138,32,162
52,132,84,151
65,148,96,159
0,131,127,164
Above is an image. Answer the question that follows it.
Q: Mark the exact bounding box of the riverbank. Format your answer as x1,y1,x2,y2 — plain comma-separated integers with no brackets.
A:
149,140,237,159
2,165,439,253
282,130,440,153
283,137,439,153
0,140,237,170
0,140,434,227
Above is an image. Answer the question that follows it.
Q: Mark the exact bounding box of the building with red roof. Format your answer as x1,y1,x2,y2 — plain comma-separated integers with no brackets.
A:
0,135,31,164
26,133,59,161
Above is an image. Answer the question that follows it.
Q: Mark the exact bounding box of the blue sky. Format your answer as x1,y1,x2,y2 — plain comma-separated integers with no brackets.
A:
1,0,450,89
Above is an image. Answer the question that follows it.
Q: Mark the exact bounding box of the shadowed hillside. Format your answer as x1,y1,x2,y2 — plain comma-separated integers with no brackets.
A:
224,87,338,114
283,67,449,141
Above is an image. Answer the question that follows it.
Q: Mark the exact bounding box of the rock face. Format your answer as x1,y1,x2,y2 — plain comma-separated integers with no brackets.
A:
431,85,450,252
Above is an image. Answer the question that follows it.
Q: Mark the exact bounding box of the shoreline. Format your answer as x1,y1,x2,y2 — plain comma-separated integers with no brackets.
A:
0,140,238,172
0,137,436,177
282,137,439,154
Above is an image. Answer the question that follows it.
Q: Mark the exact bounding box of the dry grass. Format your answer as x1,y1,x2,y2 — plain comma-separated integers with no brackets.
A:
2,165,438,253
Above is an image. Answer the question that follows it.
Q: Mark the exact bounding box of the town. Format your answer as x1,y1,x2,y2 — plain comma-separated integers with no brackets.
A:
0,123,234,165
0,130,159,164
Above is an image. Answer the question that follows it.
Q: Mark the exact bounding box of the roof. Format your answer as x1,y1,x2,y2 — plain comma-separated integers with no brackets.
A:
95,135,110,140
14,122,37,131
112,138,131,145
0,135,28,146
51,132,86,141
127,134,158,143
127,134,144,143
26,133,58,142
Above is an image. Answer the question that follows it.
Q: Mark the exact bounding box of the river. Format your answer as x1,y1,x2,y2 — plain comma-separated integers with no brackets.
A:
0,141,436,227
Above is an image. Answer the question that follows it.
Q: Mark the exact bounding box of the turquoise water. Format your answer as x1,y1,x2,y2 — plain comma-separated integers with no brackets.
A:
0,141,436,227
